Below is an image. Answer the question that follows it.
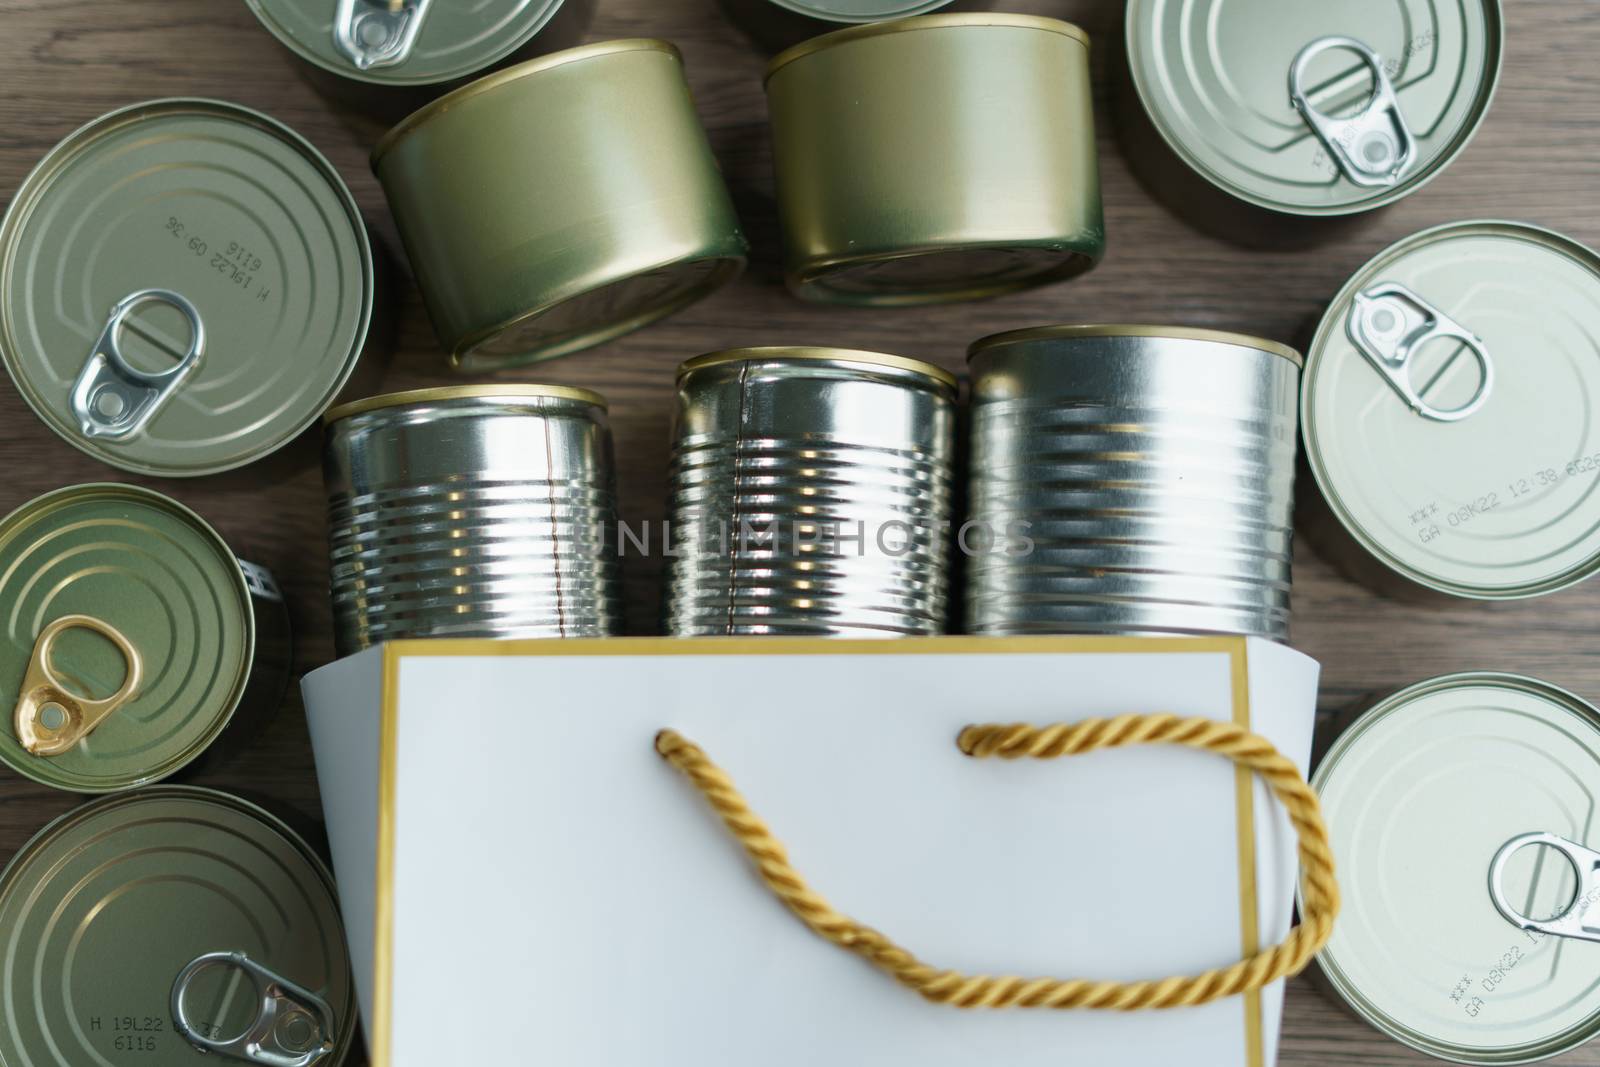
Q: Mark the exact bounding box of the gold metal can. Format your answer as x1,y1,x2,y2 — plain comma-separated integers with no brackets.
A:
373,40,749,372
765,15,1103,305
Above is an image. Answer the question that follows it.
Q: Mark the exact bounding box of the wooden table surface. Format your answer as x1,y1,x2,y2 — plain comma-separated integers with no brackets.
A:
1,1,1597,1064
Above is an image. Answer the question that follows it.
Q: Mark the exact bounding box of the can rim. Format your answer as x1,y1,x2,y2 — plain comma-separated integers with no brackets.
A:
373,38,682,165
0,784,357,1065
767,0,960,25
967,324,1304,367
766,13,1090,83
325,384,609,423
0,98,375,478
449,252,747,372
1302,219,1600,599
245,0,564,89
788,242,1101,308
1122,0,1506,217
1307,671,1600,1064
0,483,257,793
677,346,959,390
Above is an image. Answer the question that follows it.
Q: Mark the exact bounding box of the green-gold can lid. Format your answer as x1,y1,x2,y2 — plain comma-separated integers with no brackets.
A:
1311,673,1600,1063
769,0,959,23
0,99,373,477
0,484,254,793
1303,221,1600,600
0,786,356,1067
1125,0,1503,216
247,0,566,86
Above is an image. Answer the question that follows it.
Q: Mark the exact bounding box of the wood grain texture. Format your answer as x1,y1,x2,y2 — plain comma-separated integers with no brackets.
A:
1,1,1597,1063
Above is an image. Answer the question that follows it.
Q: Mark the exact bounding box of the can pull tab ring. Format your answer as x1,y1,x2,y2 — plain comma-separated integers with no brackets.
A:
334,0,433,70
1346,281,1494,422
71,288,205,441
1290,36,1416,187
13,615,142,757
172,952,337,1067
1489,832,1600,944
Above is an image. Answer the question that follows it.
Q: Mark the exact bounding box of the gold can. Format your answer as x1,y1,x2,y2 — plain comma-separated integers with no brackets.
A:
373,40,748,372
765,15,1103,305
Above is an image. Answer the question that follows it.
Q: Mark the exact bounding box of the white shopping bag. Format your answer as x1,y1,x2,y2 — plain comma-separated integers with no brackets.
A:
303,635,1319,1067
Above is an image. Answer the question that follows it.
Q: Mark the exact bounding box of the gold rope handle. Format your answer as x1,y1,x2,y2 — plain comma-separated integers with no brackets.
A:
655,713,1339,1011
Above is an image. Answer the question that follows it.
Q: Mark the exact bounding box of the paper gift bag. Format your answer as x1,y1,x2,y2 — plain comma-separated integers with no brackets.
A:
303,635,1319,1067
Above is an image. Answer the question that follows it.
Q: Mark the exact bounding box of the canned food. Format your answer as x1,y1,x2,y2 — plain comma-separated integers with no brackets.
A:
324,385,622,655
0,99,374,477
1311,673,1600,1063
0,484,289,794
720,0,985,53
965,325,1301,640
665,347,957,636
765,15,1102,305
0,786,356,1066
373,41,748,372
1121,0,1503,241
246,0,594,118
1301,221,1600,601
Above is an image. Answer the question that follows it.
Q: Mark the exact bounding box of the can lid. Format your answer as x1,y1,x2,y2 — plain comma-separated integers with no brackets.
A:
0,99,373,477
968,323,1303,367
0,484,253,792
0,786,356,1066
766,13,1090,81
1303,221,1600,599
768,0,961,24
325,383,609,422
1312,673,1600,1063
1124,0,1503,215
678,345,959,390
247,0,564,87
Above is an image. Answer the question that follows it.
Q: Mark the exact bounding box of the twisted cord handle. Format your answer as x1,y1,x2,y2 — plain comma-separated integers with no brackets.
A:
655,712,1338,1011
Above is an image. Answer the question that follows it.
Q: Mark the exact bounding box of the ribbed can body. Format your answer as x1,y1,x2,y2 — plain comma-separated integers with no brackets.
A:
965,328,1301,640
666,350,957,636
323,388,620,655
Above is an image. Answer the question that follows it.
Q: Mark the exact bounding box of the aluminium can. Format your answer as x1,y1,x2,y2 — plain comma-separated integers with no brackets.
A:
0,484,290,794
765,15,1103,305
1121,0,1504,245
965,325,1302,640
666,347,958,636
0,99,375,477
372,41,749,372
245,0,595,120
720,0,988,54
0,786,356,1067
324,385,622,655
1310,673,1600,1063
1301,221,1600,602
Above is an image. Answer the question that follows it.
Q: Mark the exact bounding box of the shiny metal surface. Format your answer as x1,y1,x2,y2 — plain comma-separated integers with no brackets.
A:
0,100,373,476
0,484,269,794
765,15,1102,305
1312,673,1600,1063
323,386,621,654
965,325,1301,640
372,41,747,370
1302,221,1600,600
1124,0,1503,218
0,787,356,1067
250,0,566,85
666,348,957,636
719,0,977,52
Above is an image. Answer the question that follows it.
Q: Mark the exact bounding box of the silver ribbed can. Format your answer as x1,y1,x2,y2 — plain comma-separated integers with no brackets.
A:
965,326,1301,640
323,385,621,655
666,347,958,636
